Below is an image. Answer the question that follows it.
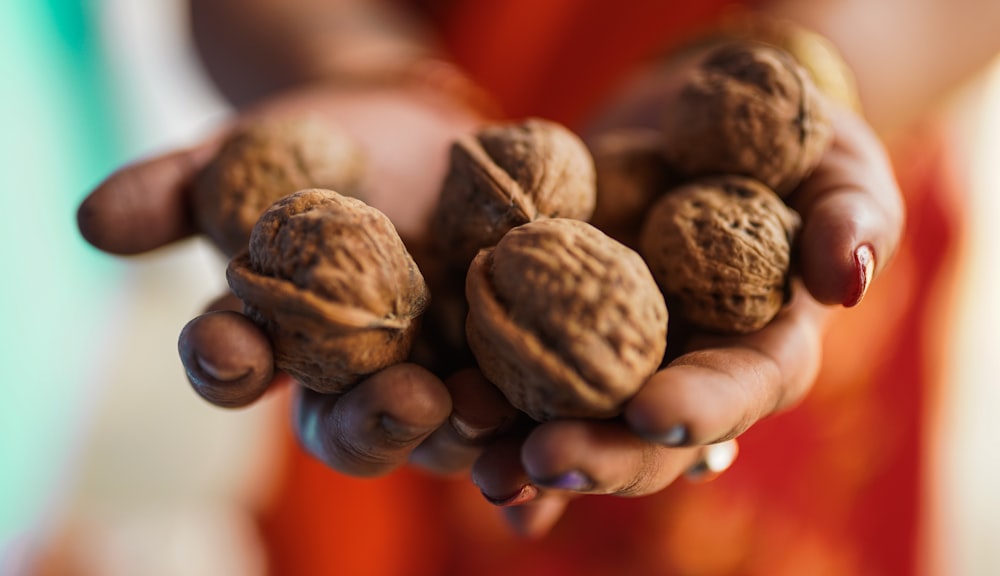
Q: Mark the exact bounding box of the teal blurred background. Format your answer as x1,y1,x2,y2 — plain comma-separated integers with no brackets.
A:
1,0,127,552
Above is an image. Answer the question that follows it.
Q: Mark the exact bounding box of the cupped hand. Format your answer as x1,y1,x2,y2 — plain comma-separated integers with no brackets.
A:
77,82,503,477
470,82,904,537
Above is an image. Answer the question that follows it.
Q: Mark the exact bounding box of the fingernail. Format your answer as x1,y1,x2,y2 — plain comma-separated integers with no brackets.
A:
481,484,539,507
532,470,594,492
193,352,249,383
450,413,499,443
379,414,428,444
844,243,875,307
644,424,690,446
685,440,739,482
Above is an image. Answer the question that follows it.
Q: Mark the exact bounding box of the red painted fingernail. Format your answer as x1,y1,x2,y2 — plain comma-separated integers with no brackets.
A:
482,484,539,507
844,243,875,307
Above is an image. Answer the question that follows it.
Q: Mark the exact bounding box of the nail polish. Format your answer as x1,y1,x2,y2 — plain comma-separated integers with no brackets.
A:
656,424,690,446
481,484,539,507
533,470,594,492
844,243,875,307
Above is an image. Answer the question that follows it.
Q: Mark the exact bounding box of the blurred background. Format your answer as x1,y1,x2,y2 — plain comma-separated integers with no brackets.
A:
1,1,998,575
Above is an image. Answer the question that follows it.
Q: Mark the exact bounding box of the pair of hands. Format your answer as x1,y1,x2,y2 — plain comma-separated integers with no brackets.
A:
77,64,904,537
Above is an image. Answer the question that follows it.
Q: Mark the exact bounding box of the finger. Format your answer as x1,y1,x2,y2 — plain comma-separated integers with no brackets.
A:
625,284,829,446
408,369,520,475
471,434,570,539
501,495,572,540
294,363,451,477
520,420,700,497
471,434,539,507
77,138,221,255
789,106,905,306
178,310,275,408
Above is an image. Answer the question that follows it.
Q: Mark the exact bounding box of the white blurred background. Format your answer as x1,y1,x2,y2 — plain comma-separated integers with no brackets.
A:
0,1,998,575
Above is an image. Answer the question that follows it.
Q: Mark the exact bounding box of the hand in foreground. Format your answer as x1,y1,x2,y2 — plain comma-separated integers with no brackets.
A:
77,82,516,478
465,92,904,537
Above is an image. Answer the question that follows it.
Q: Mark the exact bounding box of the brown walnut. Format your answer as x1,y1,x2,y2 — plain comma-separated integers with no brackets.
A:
466,218,668,421
195,117,366,256
639,176,800,335
227,189,428,394
590,128,676,248
661,41,832,196
431,118,597,268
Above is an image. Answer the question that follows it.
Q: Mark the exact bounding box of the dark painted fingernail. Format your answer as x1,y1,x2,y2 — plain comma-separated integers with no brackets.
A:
379,414,428,444
644,423,689,446
481,484,539,507
844,243,875,307
532,470,593,492
192,352,250,383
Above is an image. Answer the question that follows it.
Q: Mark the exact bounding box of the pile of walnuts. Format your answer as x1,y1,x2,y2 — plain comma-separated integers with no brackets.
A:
194,41,832,421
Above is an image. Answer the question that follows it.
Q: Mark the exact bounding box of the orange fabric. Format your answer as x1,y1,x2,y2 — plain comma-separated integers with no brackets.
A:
257,2,955,575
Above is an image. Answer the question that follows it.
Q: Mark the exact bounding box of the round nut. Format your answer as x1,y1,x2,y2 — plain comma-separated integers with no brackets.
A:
195,117,366,256
662,41,832,196
227,189,428,394
431,118,596,267
639,176,800,334
466,218,667,421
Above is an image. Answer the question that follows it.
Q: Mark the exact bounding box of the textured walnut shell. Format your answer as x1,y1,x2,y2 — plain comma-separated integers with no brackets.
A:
227,189,428,393
466,218,667,421
196,117,366,256
639,176,800,334
662,41,832,196
431,118,597,267
590,128,676,248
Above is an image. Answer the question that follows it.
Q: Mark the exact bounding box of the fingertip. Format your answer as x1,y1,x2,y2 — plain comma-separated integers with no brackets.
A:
444,369,518,443
363,364,453,431
501,497,569,539
78,142,219,255
178,310,274,408
295,364,452,477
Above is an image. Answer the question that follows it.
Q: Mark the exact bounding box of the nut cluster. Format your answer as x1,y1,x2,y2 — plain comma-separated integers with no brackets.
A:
596,41,832,335
192,40,833,422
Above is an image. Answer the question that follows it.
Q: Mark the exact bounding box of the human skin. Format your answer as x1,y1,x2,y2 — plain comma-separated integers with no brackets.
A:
76,0,1000,538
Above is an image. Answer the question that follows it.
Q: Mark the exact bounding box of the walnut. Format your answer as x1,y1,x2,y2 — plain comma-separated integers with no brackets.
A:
431,118,596,268
590,128,676,248
661,41,832,196
195,117,366,256
639,176,800,335
227,189,428,394
466,218,668,421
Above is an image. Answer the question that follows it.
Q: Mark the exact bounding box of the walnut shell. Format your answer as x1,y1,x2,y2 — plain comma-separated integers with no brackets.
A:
431,118,596,268
590,128,676,248
196,117,366,256
662,41,832,196
227,189,428,393
639,176,800,334
466,218,667,421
